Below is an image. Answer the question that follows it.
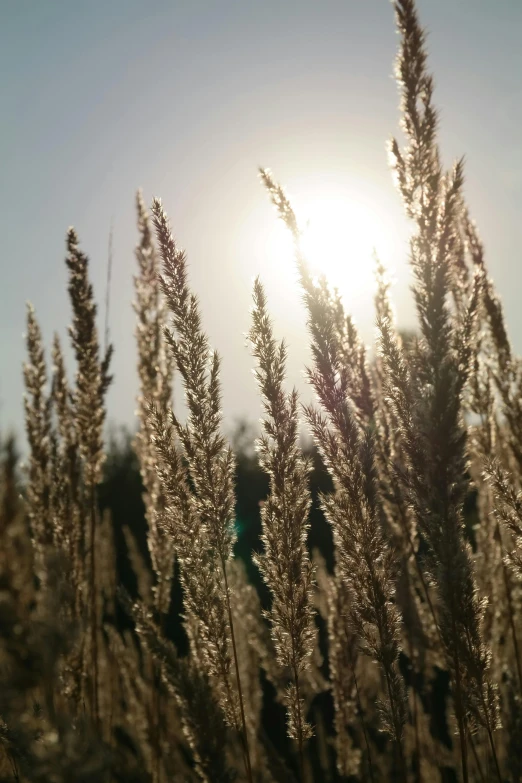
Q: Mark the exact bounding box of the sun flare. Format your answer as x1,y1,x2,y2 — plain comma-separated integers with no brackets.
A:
269,186,401,311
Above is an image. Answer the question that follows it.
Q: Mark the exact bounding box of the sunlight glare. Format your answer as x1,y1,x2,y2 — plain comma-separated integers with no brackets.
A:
240,179,407,337
283,188,399,313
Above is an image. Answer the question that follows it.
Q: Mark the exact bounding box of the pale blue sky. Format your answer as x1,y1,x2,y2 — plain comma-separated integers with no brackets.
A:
2,0,522,444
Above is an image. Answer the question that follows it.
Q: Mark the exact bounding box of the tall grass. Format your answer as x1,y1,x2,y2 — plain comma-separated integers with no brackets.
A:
3,0,522,780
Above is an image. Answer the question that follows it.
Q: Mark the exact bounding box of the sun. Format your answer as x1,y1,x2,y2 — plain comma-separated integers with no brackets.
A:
262,181,403,322
301,200,380,292
239,177,408,333
301,194,399,299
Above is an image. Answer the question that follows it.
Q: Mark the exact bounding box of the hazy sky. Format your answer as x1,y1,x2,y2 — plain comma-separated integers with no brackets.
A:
2,0,522,445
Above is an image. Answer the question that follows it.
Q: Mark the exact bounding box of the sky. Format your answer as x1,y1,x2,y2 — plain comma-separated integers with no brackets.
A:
2,0,522,446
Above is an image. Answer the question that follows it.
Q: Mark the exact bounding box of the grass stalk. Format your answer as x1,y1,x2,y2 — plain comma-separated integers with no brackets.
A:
353,672,376,783
221,559,254,783
450,610,469,783
469,732,486,783
498,525,522,691
292,658,305,780
89,488,99,727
